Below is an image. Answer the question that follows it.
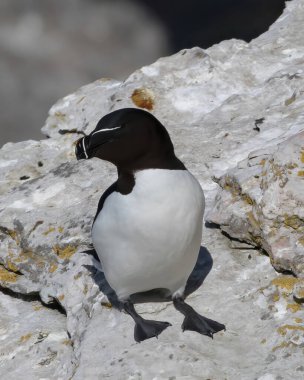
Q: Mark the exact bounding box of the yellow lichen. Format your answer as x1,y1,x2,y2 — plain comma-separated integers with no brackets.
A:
300,149,304,164
286,303,302,313
43,227,55,236
271,276,300,293
295,318,303,323
286,162,298,169
33,305,43,311
273,293,280,302
272,341,292,351
101,302,113,309
19,333,32,343
5,259,19,273
260,338,267,344
62,339,72,346
58,226,64,233
277,324,304,336
49,263,58,273
242,194,254,205
53,245,77,260
298,236,304,246
283,215,303,230
54,111,66,121
0,266,18,282
15,250,45,269
0,227,19,243
298,170,304,177
246,211,260,229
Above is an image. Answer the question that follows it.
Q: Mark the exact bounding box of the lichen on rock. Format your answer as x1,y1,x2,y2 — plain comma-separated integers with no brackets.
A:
1,0,304,378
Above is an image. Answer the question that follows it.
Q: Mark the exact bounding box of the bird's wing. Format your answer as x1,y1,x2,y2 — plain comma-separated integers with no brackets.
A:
93,181,118,225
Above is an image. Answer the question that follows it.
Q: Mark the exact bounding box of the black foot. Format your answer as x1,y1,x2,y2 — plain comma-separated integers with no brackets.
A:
182,312,225,338
173,298,225,339
134,319,171,343
123,301,171,342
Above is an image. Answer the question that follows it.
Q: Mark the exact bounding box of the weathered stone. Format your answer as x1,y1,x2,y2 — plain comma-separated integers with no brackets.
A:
293,282,304,303
207,132,304,277
1,0,304,378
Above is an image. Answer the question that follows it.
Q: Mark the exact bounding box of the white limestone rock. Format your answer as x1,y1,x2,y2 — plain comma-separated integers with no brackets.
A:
0,292,73,379
0,0,304,378
207,132,304,277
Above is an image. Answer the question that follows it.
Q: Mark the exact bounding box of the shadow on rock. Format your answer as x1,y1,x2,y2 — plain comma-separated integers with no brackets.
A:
83,245,213,309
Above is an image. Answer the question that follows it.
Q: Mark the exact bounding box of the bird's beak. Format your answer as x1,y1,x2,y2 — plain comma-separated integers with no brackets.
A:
75,137,90,160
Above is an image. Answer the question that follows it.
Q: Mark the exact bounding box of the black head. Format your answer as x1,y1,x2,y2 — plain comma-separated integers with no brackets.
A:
75,108,184,172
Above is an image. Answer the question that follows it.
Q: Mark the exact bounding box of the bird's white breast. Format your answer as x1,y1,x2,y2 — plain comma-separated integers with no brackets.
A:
92,169,205,300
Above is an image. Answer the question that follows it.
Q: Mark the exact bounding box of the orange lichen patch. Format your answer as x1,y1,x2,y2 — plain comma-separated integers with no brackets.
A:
131,88,155,110
294,318,303,324
58,226,64,233
277,324,304,336
19,333,32,343
53,245,77,260
260,338,267,344
74,273,82,280
286,303,302,313
271,276,300,293
0,266,18,282
58,294,65,301
49,263,58,273
43,227,55,236
298,170,304,177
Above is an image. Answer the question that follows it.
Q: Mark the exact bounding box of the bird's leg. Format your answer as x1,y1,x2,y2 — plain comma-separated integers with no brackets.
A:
123,301,171,343
173,297,225,339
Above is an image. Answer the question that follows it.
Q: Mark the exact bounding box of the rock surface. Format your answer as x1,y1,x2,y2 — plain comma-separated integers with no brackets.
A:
0,0,304,378
207,131,304,277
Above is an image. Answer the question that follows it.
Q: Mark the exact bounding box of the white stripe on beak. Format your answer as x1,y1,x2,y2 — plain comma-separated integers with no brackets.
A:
92,125,122,136
82,138,88,159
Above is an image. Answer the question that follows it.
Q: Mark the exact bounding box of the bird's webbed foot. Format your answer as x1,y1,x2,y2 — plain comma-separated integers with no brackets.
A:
173,297,225,339
123,301,171,342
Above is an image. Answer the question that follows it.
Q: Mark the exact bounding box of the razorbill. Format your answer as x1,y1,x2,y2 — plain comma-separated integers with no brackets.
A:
75,108,225,342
